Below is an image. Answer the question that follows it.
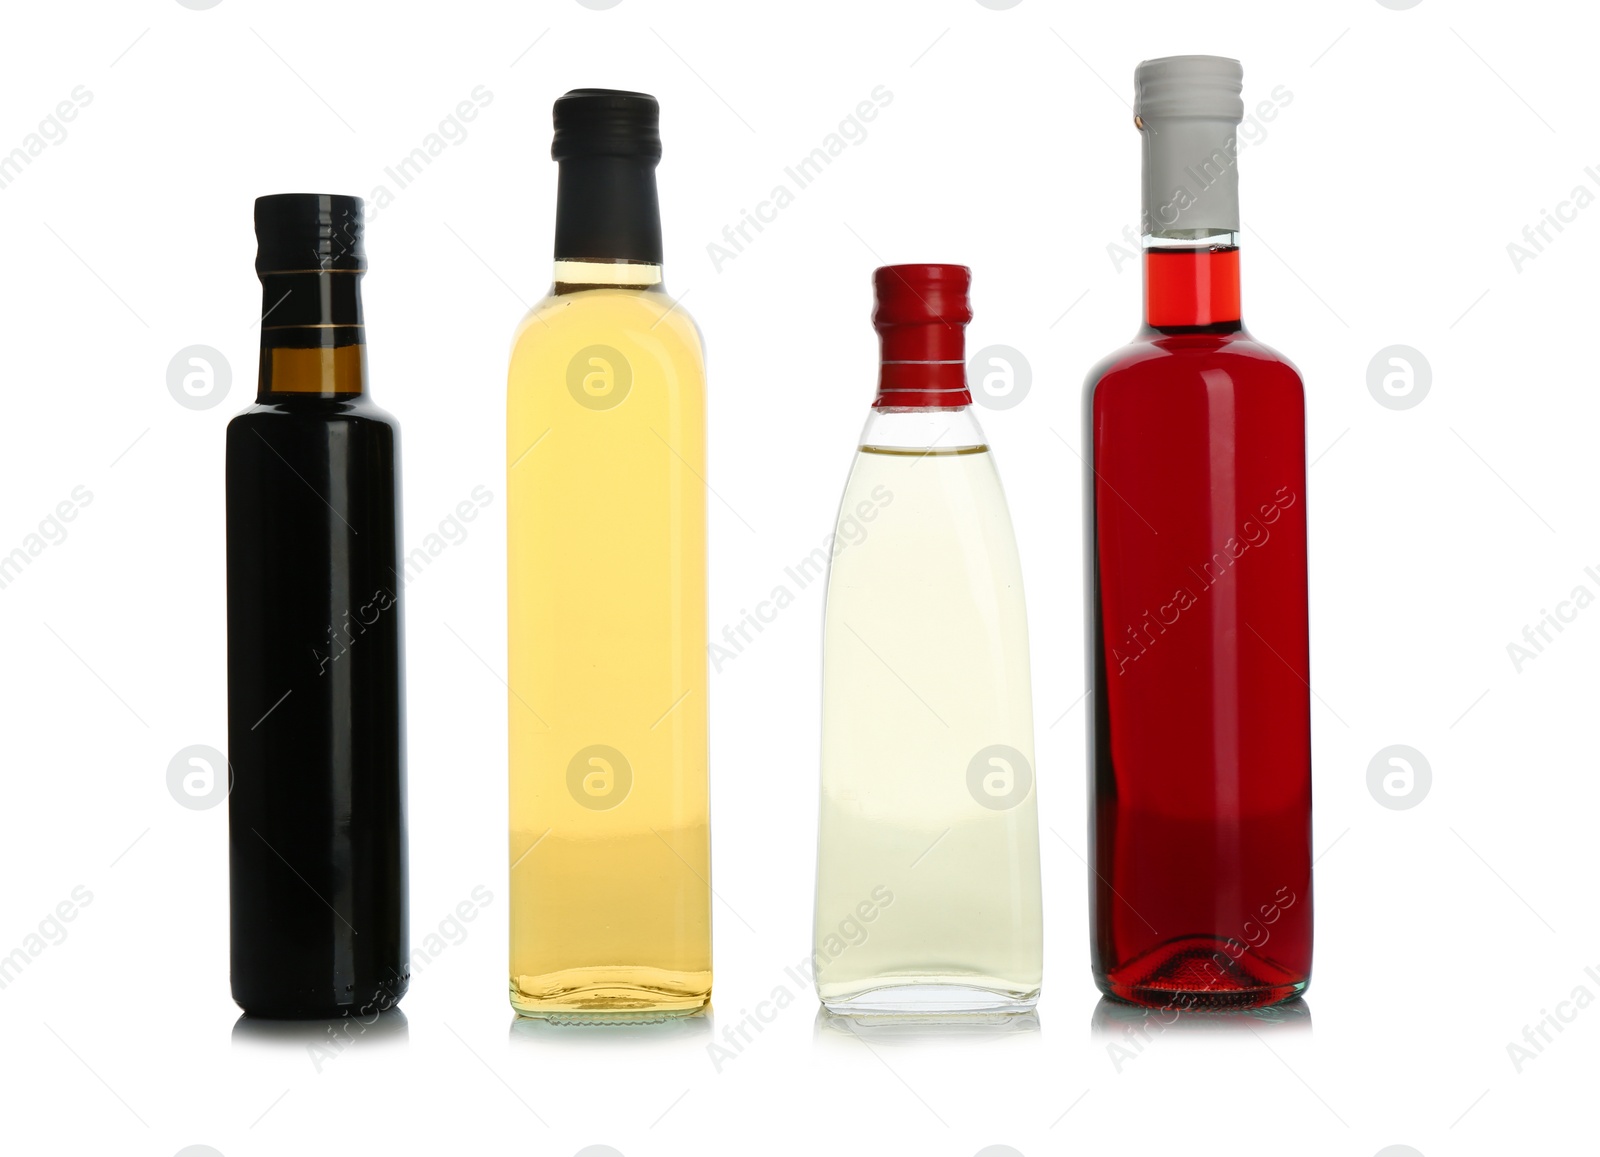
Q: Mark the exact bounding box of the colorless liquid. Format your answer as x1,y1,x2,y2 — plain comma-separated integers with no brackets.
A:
815,444,1042,1013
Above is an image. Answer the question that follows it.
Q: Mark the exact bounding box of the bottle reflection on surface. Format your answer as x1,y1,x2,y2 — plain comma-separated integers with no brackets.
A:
231,1008,410,1052
815,1006,1041,1046
1089,995,1311,1041
508,1009,714,1049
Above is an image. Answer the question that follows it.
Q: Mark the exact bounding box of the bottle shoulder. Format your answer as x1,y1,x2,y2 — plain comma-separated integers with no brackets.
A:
857,406,989,453
1084,327,1303,399
512,286,705,359
228,396,399,432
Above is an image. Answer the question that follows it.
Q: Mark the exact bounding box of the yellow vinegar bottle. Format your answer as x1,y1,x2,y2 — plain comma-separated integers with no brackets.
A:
506,89,710,1020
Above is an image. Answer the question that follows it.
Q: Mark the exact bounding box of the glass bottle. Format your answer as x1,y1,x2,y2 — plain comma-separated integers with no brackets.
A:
226,193,409,1018
1084,57,1313,1008
815,264,1043,1014
506,90,711,1020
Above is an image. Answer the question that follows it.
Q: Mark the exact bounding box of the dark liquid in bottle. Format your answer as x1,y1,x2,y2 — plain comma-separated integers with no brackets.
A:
227,194,407,1019
227,394,408,1017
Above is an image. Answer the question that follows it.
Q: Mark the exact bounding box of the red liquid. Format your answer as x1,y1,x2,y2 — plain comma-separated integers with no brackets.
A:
1084,246,1312,1008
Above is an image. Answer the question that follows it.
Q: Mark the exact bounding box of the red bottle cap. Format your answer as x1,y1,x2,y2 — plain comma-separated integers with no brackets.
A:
872,264,972,409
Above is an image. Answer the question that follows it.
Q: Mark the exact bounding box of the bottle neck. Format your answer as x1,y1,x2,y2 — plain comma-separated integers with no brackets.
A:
859,406,985,452
257,269,367,397
874,360,970,410
1137,106,1244,332
259,345,367,397
552,259,663,294
1142,235,1241,331
873,315,971,410
554,154,663,266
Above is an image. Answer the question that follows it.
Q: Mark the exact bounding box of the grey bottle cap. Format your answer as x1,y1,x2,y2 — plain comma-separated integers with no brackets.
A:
1134,56,1244,237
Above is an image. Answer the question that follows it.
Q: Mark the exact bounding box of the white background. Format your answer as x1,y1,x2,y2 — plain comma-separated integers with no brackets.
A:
0,1,1589,1154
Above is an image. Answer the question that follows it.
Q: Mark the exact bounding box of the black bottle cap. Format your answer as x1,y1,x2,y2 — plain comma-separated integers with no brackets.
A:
254,193,366,274
552,89,662,161
551,90,664,264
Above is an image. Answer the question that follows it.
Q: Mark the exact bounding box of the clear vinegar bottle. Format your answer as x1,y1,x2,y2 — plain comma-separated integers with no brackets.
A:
814,264,1043,1014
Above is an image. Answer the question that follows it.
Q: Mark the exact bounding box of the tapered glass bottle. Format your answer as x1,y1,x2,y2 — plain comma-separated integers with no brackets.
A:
226,193,408,1018
506,90,711,1019
1084,57,1312,1009
815,264,1042,1014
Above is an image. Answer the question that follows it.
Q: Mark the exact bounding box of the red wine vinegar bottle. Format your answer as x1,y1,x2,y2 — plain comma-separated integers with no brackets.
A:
1084,57,1312,1008
226,194,408,1018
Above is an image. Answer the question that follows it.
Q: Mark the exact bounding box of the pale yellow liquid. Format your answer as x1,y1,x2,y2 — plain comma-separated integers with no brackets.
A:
506,277,711,1018
815,443,1042,1012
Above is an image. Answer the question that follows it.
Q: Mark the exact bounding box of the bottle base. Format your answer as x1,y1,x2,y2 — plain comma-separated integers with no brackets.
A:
1096,936,1309,1010
818,980,1039,1016
509,967,710,1023
232,978,408,1021
1097,977,1307,1011
513,1006,708,1026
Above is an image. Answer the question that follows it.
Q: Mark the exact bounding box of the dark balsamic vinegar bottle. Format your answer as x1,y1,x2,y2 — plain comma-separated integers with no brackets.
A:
226,194,408,1018
1084,58,1312,1008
